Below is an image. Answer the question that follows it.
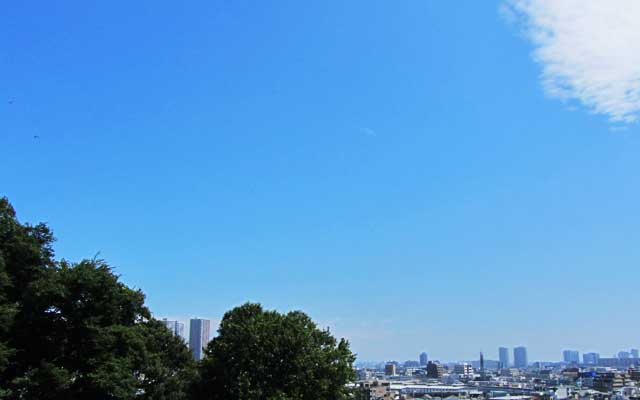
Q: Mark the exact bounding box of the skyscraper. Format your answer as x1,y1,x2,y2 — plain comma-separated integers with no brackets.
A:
162,318,176,332
514,346,528,369
419,352,428,366
583,352,600,365
618,351,631,359
563,350,580,364
175,321,185,338
499,347,510,369
162,318,185,339
189,318,211,361
631,349,639,358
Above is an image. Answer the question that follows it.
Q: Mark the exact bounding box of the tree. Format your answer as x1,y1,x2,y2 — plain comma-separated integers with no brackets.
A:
0,197,357,399
0,197,56,397
0,198,196,399
193,303,355,400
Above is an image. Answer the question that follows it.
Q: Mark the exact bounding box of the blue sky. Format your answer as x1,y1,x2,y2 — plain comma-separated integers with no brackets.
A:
2,0,640,362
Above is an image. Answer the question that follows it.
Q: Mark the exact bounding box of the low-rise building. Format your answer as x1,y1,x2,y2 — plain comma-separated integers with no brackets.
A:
358,381,393,400
593,372,627,393
427,361,446,378
454,363,474,376
384,363,397,376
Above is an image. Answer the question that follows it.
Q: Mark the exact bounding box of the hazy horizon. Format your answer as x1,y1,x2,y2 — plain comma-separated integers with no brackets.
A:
155,316,636,363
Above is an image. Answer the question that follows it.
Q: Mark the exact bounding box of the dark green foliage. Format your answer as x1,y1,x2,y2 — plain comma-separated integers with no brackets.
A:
0,197,356,399
0,198,196,399
193,303,356,400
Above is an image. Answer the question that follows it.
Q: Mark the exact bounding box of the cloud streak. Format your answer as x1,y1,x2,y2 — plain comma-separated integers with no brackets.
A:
503,0,640,123
360,127,377,137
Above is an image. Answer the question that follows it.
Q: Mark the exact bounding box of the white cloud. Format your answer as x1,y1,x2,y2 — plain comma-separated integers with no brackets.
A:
503,0,640,123
360,127,377,137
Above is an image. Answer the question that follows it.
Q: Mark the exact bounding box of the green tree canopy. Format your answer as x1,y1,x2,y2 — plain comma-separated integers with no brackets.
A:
193,303,355,400
0,198,195,399
1,197,357,399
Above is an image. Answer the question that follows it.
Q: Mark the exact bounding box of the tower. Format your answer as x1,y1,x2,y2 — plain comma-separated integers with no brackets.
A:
499,347,510,369
514,346,528,369
189,318,211,361
161,318,185,339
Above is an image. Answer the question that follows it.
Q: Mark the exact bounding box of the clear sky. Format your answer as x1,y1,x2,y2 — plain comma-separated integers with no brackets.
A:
2,0,640,363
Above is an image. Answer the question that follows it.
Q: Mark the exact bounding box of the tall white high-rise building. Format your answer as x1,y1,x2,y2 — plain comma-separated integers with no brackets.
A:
162,318,176,331
175,321,185,338
583,352,600,365
514,346,528,369
189,318,211,361
162,319,185,339
419,352,428,366
499,347,510,368
563,350,580,364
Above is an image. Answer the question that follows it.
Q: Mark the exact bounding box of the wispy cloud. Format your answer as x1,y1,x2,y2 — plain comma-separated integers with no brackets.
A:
502,0,640,123
360,127,377,137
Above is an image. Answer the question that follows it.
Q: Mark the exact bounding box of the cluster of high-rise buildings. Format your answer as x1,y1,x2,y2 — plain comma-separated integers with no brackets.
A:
355,346,640,400
161,317,211,360
498,346,529,369
560,349,640,368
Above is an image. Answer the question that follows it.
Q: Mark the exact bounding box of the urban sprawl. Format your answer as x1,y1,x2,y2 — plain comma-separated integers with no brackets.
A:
354,348,640,400
163,318,639,400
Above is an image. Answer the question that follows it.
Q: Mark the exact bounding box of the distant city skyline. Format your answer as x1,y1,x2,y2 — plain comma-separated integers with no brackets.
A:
159,318,640,364
342,344,640,365
160,316,640,363
374,344,640,364
161,316,640,364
